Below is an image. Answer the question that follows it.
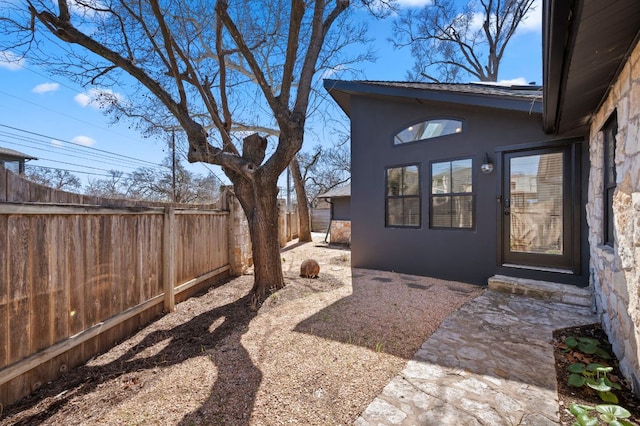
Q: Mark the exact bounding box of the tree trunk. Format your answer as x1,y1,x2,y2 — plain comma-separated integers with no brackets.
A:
232,175,285,308
290,157,312,242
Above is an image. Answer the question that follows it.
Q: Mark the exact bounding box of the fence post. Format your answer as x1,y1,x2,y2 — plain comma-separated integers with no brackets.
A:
163,207,176,312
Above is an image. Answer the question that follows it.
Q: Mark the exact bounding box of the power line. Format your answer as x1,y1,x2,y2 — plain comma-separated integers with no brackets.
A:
0,134,154,171
28,164,114,178
0,123,168,169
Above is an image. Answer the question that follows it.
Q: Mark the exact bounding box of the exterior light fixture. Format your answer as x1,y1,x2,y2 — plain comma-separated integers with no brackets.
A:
481,152,494,174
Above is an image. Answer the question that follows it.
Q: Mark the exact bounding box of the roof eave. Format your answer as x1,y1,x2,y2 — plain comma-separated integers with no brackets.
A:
324,79,543,116
542,0,574,134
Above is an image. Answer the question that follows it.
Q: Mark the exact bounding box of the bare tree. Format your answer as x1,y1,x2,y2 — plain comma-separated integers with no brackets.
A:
24,166,82,191
297,141,350,206
128,155,220,203
1,0,379,306
392,0,536,82
84,170,131,199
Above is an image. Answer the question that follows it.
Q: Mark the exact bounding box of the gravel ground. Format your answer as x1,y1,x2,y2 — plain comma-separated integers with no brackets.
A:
1,235,483,425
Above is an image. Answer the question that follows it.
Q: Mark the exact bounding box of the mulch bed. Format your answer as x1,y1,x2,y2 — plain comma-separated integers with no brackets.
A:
553,323,640,425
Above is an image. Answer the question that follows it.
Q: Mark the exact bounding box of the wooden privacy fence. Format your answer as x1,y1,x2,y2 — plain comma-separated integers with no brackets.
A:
0,167,256,408
0,203,230,407
0,168,299,408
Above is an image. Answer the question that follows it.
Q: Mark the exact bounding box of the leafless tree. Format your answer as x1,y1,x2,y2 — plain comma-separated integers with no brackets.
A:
84,170,131,199
1,0,381,306
391,0,536,82
127,155,220,203
24,166,82,191
297,140,350,206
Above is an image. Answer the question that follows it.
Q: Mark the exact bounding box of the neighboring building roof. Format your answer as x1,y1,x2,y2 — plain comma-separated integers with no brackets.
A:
318,184,351,199
0,147,37,161
324,80,543,117
543,0,640,134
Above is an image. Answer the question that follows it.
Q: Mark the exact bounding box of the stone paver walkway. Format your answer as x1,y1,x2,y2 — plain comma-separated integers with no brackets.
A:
356,290,598,425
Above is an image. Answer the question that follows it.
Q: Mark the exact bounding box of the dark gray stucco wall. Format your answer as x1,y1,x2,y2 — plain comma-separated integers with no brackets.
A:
349,95,589,286
331,197,351,221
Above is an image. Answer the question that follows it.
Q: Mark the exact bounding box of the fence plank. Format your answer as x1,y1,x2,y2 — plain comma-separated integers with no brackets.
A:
163,208,175,312
51,216,70,345
82,216,99,357
8,216,31,365
7,216,31,400
30,216,51,354
0,215,8,369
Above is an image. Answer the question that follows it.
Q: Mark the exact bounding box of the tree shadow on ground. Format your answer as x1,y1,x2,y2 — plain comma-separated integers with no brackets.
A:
4,293,260,426
294,268,481,360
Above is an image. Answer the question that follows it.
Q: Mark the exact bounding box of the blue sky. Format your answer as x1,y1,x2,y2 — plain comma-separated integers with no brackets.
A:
0,0,542,190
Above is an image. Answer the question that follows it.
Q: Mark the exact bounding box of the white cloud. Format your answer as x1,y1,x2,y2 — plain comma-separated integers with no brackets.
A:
0,51,26,71
51,139,64,147
320,65,346,80
71,135,96,146
32,82,60,94
395,0,432,7
74,88,125,109
462,0,542,35
517,0,542,34
74,93,92,107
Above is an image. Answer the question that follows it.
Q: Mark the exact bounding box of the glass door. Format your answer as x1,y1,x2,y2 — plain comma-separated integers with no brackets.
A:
502,146,572,269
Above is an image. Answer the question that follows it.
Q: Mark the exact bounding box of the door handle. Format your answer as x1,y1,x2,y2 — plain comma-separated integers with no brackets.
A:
504,211,510,216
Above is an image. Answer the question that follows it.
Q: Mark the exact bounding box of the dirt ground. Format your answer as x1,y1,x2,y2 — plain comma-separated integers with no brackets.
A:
1,235,482,425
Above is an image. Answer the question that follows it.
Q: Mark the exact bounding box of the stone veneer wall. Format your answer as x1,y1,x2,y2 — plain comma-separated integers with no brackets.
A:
330,220,351,245
587,40,640,393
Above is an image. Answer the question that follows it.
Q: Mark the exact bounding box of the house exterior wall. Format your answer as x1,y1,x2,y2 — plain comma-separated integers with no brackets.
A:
332,197,351,220
330,220,351,244
350,95,589,286
587,40,640,392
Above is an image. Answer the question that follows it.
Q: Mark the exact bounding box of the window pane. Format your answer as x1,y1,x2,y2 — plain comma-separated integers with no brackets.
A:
394,119,462,144
431,196,451,227
387,168,401,196
451,195,473,228
451,159,472,193
510,152,563,254
404,197,420,226
431,162,450,194
386,198,404,226
403,165,419,195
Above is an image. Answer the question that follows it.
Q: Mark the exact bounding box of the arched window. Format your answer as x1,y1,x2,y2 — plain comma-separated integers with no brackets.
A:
394,119,463,145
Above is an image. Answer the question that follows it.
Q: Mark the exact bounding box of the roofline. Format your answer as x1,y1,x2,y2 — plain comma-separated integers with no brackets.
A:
542,0,578,134
324,79,543,117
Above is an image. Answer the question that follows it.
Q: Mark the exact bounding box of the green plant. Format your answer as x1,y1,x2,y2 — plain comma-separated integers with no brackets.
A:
567,363,622,403
569,403,634,426
564,336,612,359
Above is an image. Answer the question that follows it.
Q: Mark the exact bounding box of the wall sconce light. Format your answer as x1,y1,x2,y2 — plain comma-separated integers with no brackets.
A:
481,152,494,174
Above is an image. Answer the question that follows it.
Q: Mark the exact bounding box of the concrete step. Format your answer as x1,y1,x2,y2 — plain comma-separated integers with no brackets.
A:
488,274,593,308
